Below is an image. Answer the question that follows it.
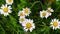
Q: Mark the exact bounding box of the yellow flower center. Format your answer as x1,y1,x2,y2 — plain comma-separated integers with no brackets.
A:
53,21,58,27
20,12,24,16
24,9,28,14
20,18,24,22
8,0,12,2
26,22,32,29
42,12,46,17
48,10,51,13
3,7,8,13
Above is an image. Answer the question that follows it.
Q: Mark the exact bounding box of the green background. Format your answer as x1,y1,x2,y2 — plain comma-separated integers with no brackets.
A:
0,0,60,34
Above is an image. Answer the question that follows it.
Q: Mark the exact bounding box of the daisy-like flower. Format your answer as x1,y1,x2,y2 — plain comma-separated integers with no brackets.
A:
18,11,25,17
0,4,12,16
40,10,49,18
6,0,13,5
46,7,54,15
22,19,35,32
19,17,26,24
23,8,31,16
50,19,60,30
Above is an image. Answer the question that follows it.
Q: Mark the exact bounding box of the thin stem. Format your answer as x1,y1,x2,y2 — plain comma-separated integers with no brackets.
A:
25,32,28,34
30,1,43,9
55,5,60,12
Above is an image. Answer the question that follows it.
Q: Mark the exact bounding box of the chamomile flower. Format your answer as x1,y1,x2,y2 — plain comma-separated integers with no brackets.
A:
19,17,26,24
40,10,49,18
0,4,12,16
46,7,54,15
23,8,31,16
22,19,35,32
50,19,60,30
18,11,25,17
6,0,13,5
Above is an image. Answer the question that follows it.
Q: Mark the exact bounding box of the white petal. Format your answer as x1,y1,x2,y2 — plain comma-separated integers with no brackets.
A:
54,19,56,21
5,4,7,7
0,10,4,14
49,13,52,16
8,10,12,13
8,6,12,9
50,22,53,24
24,27,28,32
53,27,55,30
40,11,43,18
29,28,33,32
22,23,26,26
31,19,33,23
33,25,35,29
4,13,9,16
51,9,54,12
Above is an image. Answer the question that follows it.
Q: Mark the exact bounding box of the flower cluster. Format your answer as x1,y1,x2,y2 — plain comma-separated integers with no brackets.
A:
0,0,60,32
40,7,54,18
18,8,35,32
0,0,13,16
40,7,60,30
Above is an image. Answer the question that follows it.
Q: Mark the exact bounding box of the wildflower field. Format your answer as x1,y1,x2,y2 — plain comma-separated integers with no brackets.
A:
0,0,60,34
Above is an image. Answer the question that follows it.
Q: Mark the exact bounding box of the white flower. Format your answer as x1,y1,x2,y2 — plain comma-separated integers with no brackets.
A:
46,7,54,16
19,17,26,24
0,4,12,16
50,19,60,30
40,10,49,18
23,8,31,16
18,11,25,17
6,0,13,5
22,19,35,32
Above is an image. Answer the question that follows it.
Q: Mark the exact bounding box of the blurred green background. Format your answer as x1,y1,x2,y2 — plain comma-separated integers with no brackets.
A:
0,0,60,34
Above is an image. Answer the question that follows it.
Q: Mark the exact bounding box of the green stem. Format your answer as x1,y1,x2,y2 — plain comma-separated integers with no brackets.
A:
55,5,60,12
30,1,43,9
